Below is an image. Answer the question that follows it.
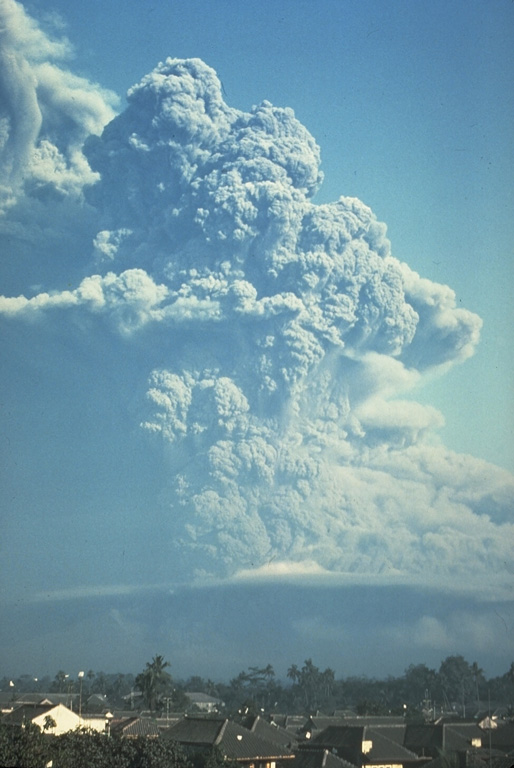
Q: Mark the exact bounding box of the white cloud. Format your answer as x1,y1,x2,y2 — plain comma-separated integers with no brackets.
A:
1,49,512,601
233,560,329,582
0,269,169,333
0,0,118,212
384,608,514,657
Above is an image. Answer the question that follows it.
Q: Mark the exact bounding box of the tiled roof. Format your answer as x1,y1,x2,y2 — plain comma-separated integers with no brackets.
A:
364,728,424,763
443,723,484,750
311,725,422,765
185,692,223,705
310,725,364,759
304,718,348,735
155,715,183,730
489,724,514,751
404,725,441,753
366,725,407,746
221,720,294,760
271,715,307,733
489,757,514,768
0,692,48,707
294,747,358,768
304,717,407,737
165,716,226,746
343,718,406,727
0,692,79,710
110,716,161,738
165,717,294,761
1,703,55,725
244,715,298,748
405,723,485,756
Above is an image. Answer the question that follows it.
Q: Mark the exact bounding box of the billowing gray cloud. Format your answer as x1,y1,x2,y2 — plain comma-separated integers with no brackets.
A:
0,0,118,212
1,55,512,596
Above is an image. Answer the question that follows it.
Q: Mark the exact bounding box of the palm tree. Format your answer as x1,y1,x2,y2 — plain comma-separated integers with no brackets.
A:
287,664,300,685
300,658,321,710
321,668,335,700
135,655,172,712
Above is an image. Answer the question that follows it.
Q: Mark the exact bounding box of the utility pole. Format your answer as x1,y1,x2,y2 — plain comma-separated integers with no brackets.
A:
78,671,84,720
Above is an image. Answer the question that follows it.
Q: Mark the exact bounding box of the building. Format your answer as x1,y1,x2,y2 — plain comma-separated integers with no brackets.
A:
163,715,295,768
308,725,428,768
1,703,80,735
110,715,161,738
404,723,485,758
185,692,224,713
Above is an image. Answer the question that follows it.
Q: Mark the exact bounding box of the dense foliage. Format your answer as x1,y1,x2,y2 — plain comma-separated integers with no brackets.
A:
0,725,210,768
2,656,514,718
200,657,514,717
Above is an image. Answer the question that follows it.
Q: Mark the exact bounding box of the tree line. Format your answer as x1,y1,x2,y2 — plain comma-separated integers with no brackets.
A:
3,655,514,717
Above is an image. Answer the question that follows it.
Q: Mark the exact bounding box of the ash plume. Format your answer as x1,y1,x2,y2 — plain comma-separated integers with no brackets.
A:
1,53,512,594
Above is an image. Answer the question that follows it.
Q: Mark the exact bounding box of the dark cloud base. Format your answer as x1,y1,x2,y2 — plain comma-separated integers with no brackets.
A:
2,583,512,679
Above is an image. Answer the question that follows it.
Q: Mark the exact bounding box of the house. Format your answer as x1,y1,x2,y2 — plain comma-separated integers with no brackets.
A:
404,723,485,758
292,747,357,768
241,715,299,750
0,691,99,715
185,691,224,713
110,715,161,738
0,692,42,712
302,718,349,740
1,703,80,735
163,715,295,768
486,722,514,754
80,713,111,732
308,725,428,768
85,693,111,713
301,718,407,742
271,715,308,737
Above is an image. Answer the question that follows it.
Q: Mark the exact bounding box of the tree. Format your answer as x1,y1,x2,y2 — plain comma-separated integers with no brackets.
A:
321,667,335,700
0,721,48,768
228,664,279,713
86,669,96,694
53,670,68,693
135,655,172,712
470,661,485,711
285,659,337,712
43,714,57,731
438,656,474,712
287,664,300,685
403,663,437,707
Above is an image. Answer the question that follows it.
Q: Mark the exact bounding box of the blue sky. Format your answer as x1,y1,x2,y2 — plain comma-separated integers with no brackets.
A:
0,0,513,680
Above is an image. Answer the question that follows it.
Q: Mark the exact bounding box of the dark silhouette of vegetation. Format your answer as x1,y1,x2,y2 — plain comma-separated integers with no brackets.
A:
0,724,192,768
0,721,47,768
2,654,514,718
135,655,173,712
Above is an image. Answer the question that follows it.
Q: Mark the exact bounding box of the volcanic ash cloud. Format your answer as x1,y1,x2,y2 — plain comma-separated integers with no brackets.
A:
0,0,118,212
2,56,513,593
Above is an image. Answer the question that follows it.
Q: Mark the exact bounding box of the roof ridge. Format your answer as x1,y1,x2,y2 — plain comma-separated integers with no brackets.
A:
367,728,422,759
215,718,230,745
